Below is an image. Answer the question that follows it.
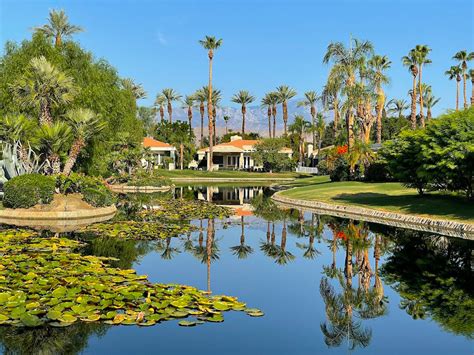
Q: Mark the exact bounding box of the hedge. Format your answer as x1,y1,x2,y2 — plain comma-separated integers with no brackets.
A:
3,174,55,209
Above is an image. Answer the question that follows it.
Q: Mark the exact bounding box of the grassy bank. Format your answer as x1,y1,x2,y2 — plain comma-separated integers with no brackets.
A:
279,179,474,223
154,169,310,180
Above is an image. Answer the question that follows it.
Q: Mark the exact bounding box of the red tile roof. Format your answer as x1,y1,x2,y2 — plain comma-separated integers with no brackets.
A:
143,137,173,148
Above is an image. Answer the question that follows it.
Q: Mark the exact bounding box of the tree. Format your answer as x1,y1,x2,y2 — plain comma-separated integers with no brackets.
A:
154,121,195,170
423,87,440,120
445,65,462,110
298,91,320,146
161,88,181,123
261,93,273,137
276,85,297,135
62,108,106,175
412,45,431,127
251,138,294,173
121,78,147,100
402,51,419,129
368,55,391,143
469,69,474,106
452,50,474,109
33,9,83,47
231,90,255,135
201,85,222,146
222,115,230,135
230,216,253,259
386,99,409,119
137,106,156,135
39,121,72,174
199,35,222,170
315,113,326,162
0,114,39,163
322,68,343,138
182,95,195,136
289,115,310,165
154,94,166,122
194,88,207,147
10,56,75,126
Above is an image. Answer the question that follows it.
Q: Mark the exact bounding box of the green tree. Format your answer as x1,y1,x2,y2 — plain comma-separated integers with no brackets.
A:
154,121,195,170
193,88,207,146
469,68,474,106
261,92,277,138
386,98,409,119
315,113,326,162
368,55,391,143
161,88,181,123
298,91,320,146
412,45,432,127
445,65,462,110
251,138,294,173
33,9,83,47
137,106,157,135
452,50,474,109
289,115,310,165
402,51,419,129
10,56,75,126
222,115,231,135
199,36,223,170
121,78,147,100
182,95,195,136
62,108,106,175
231,90,255,135
0,114,39,163
154,94,166,123
39,121,72,174
276,85,297,135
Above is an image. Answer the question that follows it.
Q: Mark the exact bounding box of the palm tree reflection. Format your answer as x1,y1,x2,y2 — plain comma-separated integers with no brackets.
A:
230,216,254,259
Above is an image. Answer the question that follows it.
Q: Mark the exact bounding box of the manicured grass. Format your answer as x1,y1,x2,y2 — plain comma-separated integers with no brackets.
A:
280,179,474,223
154,169,310,179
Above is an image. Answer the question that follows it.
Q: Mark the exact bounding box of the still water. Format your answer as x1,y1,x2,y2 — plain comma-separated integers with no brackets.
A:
0,186,472,354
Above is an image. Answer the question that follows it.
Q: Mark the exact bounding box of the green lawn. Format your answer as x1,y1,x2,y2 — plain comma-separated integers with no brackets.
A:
155,169,311,179
280,179,474,223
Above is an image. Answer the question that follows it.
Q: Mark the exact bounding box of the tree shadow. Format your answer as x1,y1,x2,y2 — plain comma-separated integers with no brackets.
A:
332,192,474,221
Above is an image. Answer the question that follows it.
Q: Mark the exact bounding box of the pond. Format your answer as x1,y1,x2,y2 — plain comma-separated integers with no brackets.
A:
0,185,472,354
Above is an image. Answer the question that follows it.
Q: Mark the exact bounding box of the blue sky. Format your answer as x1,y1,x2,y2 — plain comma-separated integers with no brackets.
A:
1,0,473,117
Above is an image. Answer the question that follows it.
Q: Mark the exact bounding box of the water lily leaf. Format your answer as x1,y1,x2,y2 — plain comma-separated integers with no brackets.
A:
51,286,67,298
179,320,203,327
246,309,264,317
20,313,42,327
213,301,230,311
81,314,100,322
57,314,77,323
46,310,62,320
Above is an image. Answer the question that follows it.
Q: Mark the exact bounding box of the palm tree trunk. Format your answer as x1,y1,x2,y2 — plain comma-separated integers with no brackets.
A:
427,107,432,120
55,34,61,47
168,102,172,123
40,101,53,126
267,107,272,138
471,79,474,107
49,153,61,175
225,121,228,135
200,104,204,147
347,111,354,151
334,96,339,138
241,105,246,135
376,88,383,144
187,108,193,136
463,72,467,109
311,105,316,147
208,53,214,171
418,65,425,128
62,138,85,176
456,81,460,110
282,102,288,135
410,75,417,129
160,106,164,123
180,143,184,170
272,108,276,138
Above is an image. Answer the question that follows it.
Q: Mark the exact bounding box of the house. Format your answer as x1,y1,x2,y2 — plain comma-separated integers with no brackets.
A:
195,135,292,171
142,137,176,170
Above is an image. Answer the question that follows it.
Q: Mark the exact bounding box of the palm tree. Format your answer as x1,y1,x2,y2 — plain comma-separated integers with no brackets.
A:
386,99,409,118
261,94,273,137
423,92,440,120
322,68,343,138
298,91,320,146
10,56,75,126
452,50,474,109
182,95,195,136
324,38,374,150
413,45,432,127
445,65,462,110
154,94,166,123
402,51,419,129
230,216,254,259
121,78,147,100
231,90,255,135
33,9,83,47
194,89,207,146
269,92,279,137
289,115,310,165
276,85,297,135
161,88,181,123
62,108,106,175
201,86,222,146
199,36,223,171
222,115,231,135
0,114,39,163
315,113,326,163
348,140,375,175
368,55,391,143
469,69,474,106
39,122,72,174
274,219,295,265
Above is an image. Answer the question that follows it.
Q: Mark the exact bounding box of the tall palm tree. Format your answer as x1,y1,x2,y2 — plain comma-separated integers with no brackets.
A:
154,94,166,123
201,86,222,145
445,65,462,110
269,92,279,137
230,216,254,259
323,38,374,150
368,55,391,143
289,115,310,165
121,78,147,100
276,85,297,135
386,99,409,119
161,88,181,123
402,51,419,129
39,122,72,174
261,93,273,137
412,45,432,127
298,91,320,146
315,113,326,163
11,56,76,126
62,108,106,175
222,115,231,135
452,50,474,109
469,69,474,106
231,90,255,135
33,9,83,47
182,95,195,136
193,89,207,146
199,36,223,171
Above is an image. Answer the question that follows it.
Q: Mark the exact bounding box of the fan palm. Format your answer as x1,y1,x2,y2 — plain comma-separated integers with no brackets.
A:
289,115,310,165
274,219,295,265
469,69,474,106
62,108,106,175
230,216,254,259
368,55,391,143
386,99,409,118
201,86,221,145
347,140,375,175
193,89,207,146
412,45,432,127
0,114,39,163
121,78,147,100
298,91,320,146
182,95,195,136
199,36,223,170
39,122,72,174
261,94,273,137
275,85,297,135
154,94,166,122
452,50,474,109
33,9,83,47
421,85,440,120
161,88,181,123
10,56,75,126
402,51,419,129
269,92,279,137
445,65,462,110
231,90,255,135
315,113,326,162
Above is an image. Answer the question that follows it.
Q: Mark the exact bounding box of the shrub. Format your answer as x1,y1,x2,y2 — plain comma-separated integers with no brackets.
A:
3,174,55,208
126,172,172,187
56,173,116,207
329,156,349,182
365,161,392,182
82,187,116,207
